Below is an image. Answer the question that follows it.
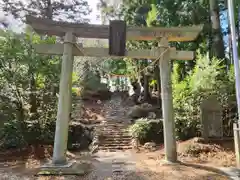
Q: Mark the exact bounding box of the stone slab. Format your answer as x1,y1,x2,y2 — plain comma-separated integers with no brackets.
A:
37,160,91,176
219,167,240,180
41,160,75,168
159,159,180,166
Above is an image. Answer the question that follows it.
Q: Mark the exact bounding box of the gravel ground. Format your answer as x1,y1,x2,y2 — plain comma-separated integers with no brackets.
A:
0,150,229,180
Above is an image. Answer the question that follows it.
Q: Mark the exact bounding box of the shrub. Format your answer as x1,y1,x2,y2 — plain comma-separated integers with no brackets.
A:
129,119,151,142
0,120,26,149
0,31,95,151
129,118,163,144
0,31,60,149
172,52,236,140
145,120,164,144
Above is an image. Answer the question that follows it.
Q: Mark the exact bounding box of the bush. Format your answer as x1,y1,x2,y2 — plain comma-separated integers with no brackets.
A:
78,61,111,100
0,120,26,149
172,52,236,140
129,118,163,144
0,118,55,149
129,119,151,142
0,118,93,151
68,123,93,150
128,53,236,144
145,120,164,144
0,32,96,151
0,31,60,149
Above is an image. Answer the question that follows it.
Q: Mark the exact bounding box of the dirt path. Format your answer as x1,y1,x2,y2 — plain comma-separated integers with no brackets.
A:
81,151,136,179
79,150,229,180
0,149,230,180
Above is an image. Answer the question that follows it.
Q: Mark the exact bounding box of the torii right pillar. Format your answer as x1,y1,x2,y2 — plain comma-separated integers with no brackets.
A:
159,38,177,163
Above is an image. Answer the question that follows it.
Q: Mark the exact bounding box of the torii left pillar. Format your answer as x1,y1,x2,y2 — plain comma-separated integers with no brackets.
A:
52,31,75,165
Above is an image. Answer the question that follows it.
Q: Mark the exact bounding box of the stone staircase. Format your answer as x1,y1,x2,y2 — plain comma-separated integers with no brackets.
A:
94,121,132,151
71,94,133,152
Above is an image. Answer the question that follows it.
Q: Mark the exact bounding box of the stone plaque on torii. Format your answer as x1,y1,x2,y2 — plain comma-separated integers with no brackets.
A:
26,15,203,166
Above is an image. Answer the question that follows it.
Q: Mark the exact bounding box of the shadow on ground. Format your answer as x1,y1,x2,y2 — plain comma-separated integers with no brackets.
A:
0,149,231,180
0,160,230,180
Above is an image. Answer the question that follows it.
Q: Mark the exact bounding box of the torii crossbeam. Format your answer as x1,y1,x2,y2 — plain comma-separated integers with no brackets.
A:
26,15,203,167
33,44,195,60
26,15,203,42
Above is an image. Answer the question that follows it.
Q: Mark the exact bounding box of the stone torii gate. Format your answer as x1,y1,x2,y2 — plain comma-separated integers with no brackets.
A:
26,15,202,166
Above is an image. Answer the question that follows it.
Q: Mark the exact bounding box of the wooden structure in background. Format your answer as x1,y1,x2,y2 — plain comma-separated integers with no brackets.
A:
26,15,203,166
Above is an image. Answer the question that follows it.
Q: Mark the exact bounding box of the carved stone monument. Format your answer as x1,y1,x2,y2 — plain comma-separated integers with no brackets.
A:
200,95,223,140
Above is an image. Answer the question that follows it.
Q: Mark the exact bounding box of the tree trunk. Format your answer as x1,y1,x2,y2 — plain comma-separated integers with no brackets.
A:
29,74,37,114
228,28,233,64
46,0,53,20
143,72,150,102
209,0,225,60
237,7,240,58
142,59,150,102
154,64,161,109
179,62,186,81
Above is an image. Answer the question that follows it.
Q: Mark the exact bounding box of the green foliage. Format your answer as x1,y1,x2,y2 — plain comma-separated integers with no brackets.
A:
0,30,60,149
129,118,163,144
146,4,158,27
77,61,111,100
130,53,236,143
80,62,108,92
102,59,130,75
0,120,26,149
172,52,235,140
189,54,224,91
129,119,152,141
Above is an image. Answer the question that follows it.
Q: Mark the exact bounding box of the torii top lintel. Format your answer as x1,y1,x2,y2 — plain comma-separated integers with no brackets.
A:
26,16,203,42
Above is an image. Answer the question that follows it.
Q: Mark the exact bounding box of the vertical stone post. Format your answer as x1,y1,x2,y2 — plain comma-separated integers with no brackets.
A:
158,38,177,162
69,37,76,117
233,123,240,168
52,31,74,165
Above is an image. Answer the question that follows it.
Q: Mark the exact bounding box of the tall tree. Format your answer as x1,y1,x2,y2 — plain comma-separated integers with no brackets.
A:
0,0,91,22
209,0,225,59
97,0,122,24
1,0,90,113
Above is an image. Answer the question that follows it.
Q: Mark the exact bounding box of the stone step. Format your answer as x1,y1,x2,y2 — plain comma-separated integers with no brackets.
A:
98,136,131,140
97,126,129,130
97,133,130,136
97,129,129,132
96,128,129,132
103,139,131,143
98,146,132,150
96,133,130,136
103,142,131,145
99,143,131,147
101,140,132,144
101,122,129,124
97,133,131,137
99,122,129,125
100,141,131,145
96,129,129,132
97,125,129,128
98,130,129,132
97,135,130,137
97,134,131,138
